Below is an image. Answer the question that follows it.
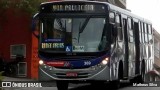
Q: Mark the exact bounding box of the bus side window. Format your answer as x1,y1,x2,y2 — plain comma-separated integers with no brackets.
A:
138,22,142,43
144,23,149,43
128,18,134,42
147,24,153,58
109,12,115,24
109,12,117,43
141,22,145,43
148,24,153,44
116,14,123,41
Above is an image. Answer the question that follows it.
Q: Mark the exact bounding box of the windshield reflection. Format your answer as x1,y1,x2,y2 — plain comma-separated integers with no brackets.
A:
40,17,108,52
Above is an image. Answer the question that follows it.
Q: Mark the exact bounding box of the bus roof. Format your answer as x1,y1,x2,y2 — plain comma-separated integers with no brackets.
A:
106,2,152,24
40,1,152,24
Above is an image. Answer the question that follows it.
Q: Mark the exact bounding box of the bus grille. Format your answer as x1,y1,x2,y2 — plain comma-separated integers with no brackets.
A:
53,56,97,61
55,73,90,78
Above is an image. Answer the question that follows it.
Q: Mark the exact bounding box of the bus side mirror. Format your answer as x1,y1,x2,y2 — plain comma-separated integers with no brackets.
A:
32,13,39,38
109,23,117,43
112,24,118,37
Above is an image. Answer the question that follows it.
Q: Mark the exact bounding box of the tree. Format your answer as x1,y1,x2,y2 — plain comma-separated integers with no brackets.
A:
0,0,48,16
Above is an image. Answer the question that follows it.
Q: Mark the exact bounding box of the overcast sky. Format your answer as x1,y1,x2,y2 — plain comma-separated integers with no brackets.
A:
126,0,160,33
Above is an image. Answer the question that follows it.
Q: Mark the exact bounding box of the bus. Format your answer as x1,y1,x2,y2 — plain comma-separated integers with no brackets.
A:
32,1,154,90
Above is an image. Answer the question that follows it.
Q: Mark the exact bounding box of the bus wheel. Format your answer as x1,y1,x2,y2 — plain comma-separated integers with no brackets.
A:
130,62,145,84
56,80,68,90
136,62,145,83
139,62,145,83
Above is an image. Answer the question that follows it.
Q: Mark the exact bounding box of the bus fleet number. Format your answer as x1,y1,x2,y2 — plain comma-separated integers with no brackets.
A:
84,61,91,66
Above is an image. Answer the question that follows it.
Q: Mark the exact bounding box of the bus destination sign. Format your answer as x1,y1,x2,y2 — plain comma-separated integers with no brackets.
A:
52,5,95,12
40,3,107,13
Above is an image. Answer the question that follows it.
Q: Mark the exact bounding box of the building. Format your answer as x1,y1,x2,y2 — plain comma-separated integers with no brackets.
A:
153,29,160,80
0,8,32,77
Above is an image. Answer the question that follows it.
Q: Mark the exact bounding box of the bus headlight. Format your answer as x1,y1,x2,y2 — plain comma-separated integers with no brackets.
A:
39,60,44,65
101,57,109,65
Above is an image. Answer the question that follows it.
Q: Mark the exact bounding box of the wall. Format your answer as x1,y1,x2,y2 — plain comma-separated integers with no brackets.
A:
0,8,32,78
31,32,39,79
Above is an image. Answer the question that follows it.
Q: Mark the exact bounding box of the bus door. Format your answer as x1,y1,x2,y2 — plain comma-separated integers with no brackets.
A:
133,19,140,75
115,14,123,61
122,16,136,78
127,17,136,77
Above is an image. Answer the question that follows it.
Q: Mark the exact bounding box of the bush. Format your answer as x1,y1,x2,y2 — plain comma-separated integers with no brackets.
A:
0,0,48,16
0,71,4,81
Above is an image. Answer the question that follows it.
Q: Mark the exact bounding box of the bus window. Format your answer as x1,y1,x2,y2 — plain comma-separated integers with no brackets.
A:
144,23,149,43
138,22,142,43
148,45,152,58
116,14,123,41
128,18,133,42
145,34,148,43
116,14,120,26
109,12,115,24
148,25,153,44
144,23,147,33
141,22,145,43
150,25,153,34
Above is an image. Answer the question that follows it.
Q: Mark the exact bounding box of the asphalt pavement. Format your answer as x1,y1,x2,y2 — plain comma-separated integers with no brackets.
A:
1,76,160,90
2,76,36,81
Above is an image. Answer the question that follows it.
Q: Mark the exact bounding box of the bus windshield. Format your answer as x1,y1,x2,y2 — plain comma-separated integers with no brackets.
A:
40,16,109,53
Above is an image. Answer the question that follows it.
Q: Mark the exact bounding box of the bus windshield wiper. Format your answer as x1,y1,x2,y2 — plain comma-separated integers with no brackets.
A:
78,17,90,42
79,17,90,33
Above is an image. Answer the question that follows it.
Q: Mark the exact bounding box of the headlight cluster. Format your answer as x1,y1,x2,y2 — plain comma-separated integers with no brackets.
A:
43,65,53,71
39,60,44,65
39,60,54,71
101,57,109,65
39,57,109,71
90,57,109,70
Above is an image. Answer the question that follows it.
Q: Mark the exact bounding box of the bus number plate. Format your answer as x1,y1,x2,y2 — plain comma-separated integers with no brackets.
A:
66,72,77,77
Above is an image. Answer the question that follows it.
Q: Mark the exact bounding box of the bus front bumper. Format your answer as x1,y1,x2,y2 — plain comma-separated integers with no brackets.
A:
38,64,110,81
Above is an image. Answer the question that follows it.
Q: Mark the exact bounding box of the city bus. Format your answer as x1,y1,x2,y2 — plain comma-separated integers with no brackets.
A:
32,1,154,90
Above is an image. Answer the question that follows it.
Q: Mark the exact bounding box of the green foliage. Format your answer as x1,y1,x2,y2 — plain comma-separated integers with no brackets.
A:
0,71,4,81
0,0,48,16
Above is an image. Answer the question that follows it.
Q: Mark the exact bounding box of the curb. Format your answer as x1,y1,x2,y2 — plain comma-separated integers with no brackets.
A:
2,76,36,81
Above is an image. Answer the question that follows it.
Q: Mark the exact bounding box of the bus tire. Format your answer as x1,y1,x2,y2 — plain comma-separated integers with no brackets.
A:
56,80,69,90
130,61,145,84
135,61,145,83
139,61,145,83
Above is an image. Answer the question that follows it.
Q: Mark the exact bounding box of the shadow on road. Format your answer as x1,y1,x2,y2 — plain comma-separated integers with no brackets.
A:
69,82,131,90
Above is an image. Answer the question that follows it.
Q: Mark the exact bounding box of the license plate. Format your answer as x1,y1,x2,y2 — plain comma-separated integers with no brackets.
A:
66,72,77,77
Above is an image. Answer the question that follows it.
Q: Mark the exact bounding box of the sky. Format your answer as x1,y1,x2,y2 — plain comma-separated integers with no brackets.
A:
126,0,160,33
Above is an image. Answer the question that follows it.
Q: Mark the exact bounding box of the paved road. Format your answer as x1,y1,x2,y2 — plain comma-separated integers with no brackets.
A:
1,77,160,90
2,82,160,90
